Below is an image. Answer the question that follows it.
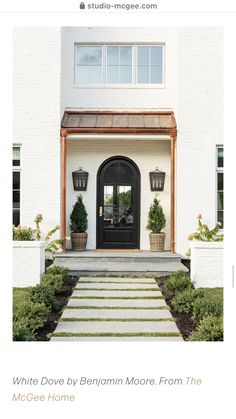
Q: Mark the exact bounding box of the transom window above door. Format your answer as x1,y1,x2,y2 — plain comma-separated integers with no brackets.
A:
75,44,164,86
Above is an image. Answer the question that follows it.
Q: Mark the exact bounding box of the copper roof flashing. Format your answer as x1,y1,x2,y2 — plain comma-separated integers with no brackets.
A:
61,110,177,135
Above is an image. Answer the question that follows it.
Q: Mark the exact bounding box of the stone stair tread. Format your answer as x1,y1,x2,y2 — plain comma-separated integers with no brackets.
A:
72,290,163,297
67,298,167,308
61,308,172,319
54,320,180,334
79,276,157,283
55,261,187,272
77,283,158,289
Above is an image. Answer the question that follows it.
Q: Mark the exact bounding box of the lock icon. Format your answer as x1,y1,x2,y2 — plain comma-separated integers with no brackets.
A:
80,2,85,9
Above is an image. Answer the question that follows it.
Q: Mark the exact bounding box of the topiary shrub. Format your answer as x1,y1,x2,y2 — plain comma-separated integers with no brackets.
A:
70,195,88,233
13,301,49,341
162,271,193,297
192,288,223,323
40,273,65,294
46,266,68,280
13,319,35,341
28,284,59,310
146,197,166,233
188,315,223,341
13,268,71,341
172,288,204,314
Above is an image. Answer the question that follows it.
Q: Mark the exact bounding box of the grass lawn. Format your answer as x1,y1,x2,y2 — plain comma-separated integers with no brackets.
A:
13,288,30,314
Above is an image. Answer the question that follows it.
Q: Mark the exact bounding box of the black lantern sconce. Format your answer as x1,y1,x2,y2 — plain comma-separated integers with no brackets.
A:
72,168,88,191
149,168,166,191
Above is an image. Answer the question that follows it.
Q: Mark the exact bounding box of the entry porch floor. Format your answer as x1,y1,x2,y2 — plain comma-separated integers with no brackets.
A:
55,250,187,275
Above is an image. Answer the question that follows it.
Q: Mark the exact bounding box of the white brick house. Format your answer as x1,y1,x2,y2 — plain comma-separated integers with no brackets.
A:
13,27,223,255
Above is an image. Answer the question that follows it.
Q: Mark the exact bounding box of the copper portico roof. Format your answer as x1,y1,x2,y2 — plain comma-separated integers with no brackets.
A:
61,110,176,134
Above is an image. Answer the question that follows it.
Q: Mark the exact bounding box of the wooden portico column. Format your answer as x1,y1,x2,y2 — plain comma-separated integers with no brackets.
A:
170,129,177,253
61,129,67,252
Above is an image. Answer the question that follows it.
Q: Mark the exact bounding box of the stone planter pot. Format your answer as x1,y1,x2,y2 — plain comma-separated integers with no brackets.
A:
71,232,88,251
13,241,45,287
149,232,166,252
189,241,223,288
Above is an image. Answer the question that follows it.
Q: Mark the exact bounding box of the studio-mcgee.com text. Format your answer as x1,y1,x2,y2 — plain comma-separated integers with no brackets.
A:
12,375,203,402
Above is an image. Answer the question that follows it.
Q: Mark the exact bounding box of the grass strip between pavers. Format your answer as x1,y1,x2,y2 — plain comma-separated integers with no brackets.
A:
59,318,175,322
66,305,169,310
51,332,181,338
75,288,160,291
70,296,164,300
80,274,158,279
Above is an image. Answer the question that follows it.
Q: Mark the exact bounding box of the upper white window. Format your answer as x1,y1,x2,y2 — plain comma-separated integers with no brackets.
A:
137,46,163,84
75,45,103,84
107,46,132,84
75,44,164,86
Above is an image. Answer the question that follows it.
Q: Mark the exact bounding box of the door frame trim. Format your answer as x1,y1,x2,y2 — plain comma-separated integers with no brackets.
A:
96,155,141,250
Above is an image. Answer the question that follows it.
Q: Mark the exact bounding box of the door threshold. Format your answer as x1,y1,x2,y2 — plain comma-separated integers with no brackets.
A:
96,249,141,252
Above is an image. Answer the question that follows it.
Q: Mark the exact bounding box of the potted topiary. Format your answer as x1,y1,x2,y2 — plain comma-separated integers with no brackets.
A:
147,197,166,252
70,195,88,251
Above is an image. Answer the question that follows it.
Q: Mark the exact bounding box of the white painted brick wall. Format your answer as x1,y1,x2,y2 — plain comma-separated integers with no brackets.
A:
66,139,171,250
13,27,61,236
176,28,223,254
190,241,223,287
13,241,45,287
61,27,178,115
13,27,223,255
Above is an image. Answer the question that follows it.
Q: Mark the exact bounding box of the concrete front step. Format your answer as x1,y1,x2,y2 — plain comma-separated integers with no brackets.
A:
57,250,181,262
61,308,171,319
67,298,167,308
76,282,159,289
79,276,157,283
55,261,186,273
72,290,163,298
54,320,180,334
54,251,188,273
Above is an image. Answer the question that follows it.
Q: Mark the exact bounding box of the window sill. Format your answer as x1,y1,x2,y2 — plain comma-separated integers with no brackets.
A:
73,83,166,90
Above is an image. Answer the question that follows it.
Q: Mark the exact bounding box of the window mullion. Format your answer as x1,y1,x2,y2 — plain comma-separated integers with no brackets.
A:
149,46,151,83
118,46,121,83
133,45,136,84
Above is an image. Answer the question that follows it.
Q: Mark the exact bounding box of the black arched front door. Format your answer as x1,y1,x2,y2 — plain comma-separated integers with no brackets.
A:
97,156,140,249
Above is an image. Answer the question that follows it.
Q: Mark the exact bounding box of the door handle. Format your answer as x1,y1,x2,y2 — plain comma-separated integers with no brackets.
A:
99,206,103,217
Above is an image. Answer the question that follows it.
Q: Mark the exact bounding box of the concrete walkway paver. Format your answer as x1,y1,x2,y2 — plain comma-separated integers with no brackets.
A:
79,277,157,283
54,320,178,334
61,308,171,319
76,282,159,289
67,298,167,308
51,276,183,341
72,289,163,297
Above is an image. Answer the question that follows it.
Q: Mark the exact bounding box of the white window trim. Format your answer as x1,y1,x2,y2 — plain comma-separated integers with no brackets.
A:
74,43,165,89
216,145,224,231
13,145,22,226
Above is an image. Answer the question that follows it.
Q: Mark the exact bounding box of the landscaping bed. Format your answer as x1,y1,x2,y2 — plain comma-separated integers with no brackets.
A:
156,272,223,341
13,269,223,342
13,267,78,341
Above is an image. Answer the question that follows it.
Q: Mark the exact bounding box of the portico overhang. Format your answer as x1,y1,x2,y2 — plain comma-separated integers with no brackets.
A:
60,109,177,252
